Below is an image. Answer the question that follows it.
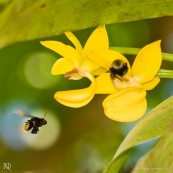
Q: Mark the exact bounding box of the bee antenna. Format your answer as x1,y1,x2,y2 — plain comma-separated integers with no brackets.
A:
43,112,47,118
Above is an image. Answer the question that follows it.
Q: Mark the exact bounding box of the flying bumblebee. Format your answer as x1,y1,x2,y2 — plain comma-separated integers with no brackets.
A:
14,110,47,134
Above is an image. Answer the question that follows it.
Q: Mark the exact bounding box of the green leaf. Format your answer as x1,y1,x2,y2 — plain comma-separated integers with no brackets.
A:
131,119,173,173
103,96,173,173
1,0,173,48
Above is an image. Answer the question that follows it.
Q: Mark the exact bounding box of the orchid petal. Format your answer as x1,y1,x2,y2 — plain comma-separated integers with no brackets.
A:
40,41,81,67
103,87,147,122
82,25,109,59
132,40,162,84
142,77,160,90
65,31,83,53
88,50,130,71
92,67,106,76
51,58,74,75
95,73,117,94
54,73,96,108
81,58,101,74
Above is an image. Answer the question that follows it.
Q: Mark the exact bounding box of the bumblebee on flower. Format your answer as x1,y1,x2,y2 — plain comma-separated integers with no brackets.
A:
41,25,162,122
89,40,162,122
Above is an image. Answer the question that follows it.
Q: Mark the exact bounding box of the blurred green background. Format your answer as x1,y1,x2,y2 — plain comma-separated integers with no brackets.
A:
1,16,173,173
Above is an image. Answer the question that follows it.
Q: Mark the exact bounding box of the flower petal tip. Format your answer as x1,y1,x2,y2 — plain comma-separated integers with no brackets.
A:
54,77,96,108
40,41,48,46
40,41,45,45
103,99,147,122
98,24,105,29
151,40,161,47
103,87,147,122
156,40,161,44
54,90,95,108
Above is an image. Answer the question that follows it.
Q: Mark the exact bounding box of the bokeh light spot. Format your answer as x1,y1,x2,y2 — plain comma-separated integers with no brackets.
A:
23,52,59,89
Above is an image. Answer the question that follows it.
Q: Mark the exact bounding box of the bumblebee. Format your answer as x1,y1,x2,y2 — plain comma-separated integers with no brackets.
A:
110,59,128,79
15,110,47,134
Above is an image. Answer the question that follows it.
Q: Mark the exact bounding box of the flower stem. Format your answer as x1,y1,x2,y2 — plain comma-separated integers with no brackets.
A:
157,69,173,78
111,47,173,62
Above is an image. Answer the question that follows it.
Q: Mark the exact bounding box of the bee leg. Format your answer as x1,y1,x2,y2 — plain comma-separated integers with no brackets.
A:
31,128,39,134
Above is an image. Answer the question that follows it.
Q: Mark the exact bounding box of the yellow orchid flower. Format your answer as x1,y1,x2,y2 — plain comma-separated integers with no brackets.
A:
40,25,108,107
88,40,162,122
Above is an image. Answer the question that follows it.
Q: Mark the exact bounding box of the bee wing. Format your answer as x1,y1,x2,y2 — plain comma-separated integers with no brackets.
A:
14,110,34,118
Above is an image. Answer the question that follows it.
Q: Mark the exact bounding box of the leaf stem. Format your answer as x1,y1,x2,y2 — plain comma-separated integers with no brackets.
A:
157,69,173,78
111,47,173,62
